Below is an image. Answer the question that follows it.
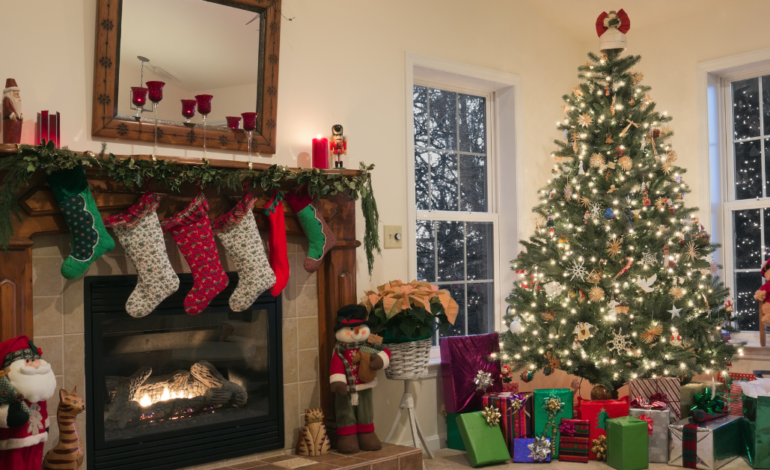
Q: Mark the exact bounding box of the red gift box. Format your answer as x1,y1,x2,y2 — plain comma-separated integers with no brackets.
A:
717,372,757,383
578,396,629,460
482,392,532,456
558,419,590,463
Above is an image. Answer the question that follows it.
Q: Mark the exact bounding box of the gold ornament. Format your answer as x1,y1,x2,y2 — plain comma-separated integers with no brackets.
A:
554,156,573,165
590,153,605,168
628,97,636,106
574,322,594,341
592,435,608,461
589,286,605,302
541,311,555,322
605,134,614,144
618,156,632,171
641,324,663,344
655,197,668,210
587,270,602,283
630,70,644,84
667,151,678,163
545,351,560,371
661,125,673,135
670,286,685,301
573,87,584,98
611,95,617,116
662,162,673,175
606,238,623,257
619,119,639,137
482,406,502,427
564,184,573,200
580,196,592,208
572,132,580,154
562,104,571,113
578,113,594,128
686,241,700,261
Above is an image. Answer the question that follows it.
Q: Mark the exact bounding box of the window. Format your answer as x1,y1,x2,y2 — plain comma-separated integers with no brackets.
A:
412,84,498,342
723,74,770,331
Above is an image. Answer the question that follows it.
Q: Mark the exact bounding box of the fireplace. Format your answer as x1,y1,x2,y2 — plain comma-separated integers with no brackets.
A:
84,273,284,470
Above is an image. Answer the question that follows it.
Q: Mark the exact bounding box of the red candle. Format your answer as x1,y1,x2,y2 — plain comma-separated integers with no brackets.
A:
312,135,329,169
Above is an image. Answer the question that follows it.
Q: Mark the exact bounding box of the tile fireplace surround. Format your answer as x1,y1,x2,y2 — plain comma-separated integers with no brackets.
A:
32,232,320,469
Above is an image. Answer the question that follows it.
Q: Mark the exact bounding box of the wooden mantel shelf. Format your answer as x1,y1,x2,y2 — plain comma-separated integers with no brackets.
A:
0,142,359,427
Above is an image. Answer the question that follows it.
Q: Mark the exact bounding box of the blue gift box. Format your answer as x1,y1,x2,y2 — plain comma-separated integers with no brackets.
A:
513,438,551,463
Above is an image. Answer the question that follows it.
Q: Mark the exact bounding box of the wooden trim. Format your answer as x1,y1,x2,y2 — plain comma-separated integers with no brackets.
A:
91,0,280,154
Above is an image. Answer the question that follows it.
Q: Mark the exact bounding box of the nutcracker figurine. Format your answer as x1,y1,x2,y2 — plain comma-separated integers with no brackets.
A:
330,124,347,169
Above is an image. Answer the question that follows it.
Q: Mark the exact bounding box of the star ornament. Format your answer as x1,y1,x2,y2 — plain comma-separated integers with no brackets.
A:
685,241,700,261
668,303,682,319
606,237,623,257
590,153,605,168
578,113,594,128
641,323,663,344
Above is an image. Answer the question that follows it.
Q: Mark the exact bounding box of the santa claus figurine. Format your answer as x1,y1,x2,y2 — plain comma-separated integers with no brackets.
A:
2,78,23,144
0,336,56,470
330,305,390,454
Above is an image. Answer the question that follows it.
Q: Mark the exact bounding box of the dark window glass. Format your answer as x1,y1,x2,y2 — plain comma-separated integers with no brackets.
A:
413,86,428,147
735,271,763,331
732,77,760,141
416,220,435,282
430,153,459,211
436,221,464,282
459,155,487,212
734,140,763,200
763,76,770,136
733,209,762,269
467,282,493,335
459,94,486,153
466,222,493,280
429,88,457,150
415,150,431,210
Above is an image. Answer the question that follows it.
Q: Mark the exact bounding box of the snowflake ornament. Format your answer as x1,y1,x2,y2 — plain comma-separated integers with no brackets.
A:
641,250,657,267
567,258,588,281
607,328,632,354
590,202,603,219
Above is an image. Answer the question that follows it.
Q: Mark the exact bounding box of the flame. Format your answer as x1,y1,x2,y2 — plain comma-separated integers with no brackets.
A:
139,394,152,407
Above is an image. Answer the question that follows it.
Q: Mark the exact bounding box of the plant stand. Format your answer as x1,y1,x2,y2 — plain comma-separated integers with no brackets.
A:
385,379,434,461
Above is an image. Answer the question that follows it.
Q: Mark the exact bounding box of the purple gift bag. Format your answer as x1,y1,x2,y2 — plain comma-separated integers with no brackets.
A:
440,333,502,413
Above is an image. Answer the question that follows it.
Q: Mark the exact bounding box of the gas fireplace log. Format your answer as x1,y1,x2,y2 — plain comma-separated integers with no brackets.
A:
105,367,152,429
191,361,247,406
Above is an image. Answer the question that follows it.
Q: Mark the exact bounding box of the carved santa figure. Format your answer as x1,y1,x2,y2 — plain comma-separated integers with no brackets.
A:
2,78,23,144
330,305,390,454
0,336,56,470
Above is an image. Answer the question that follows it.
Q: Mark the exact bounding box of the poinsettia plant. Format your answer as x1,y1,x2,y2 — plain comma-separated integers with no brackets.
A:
361,280,459,343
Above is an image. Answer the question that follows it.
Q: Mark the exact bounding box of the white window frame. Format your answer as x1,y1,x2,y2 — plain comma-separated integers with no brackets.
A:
404,53,523,362
697,47,770,344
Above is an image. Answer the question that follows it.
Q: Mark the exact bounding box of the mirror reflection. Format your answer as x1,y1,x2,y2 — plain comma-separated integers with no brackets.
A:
117,0,262,128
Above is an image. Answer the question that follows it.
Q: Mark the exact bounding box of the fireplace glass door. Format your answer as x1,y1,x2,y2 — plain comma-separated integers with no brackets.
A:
85,274,283,470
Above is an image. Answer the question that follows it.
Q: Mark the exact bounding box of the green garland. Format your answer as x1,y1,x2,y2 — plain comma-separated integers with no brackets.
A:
0,141,381,274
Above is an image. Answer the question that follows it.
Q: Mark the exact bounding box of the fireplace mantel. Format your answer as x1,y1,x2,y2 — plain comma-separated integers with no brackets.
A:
0,143,359,427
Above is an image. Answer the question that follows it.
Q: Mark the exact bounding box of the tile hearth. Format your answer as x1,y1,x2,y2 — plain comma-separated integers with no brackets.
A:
213,445,423,470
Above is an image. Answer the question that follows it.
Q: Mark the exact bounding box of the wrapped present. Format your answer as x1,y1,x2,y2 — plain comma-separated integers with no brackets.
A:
606,416,649,470
446,412,466,450
578,396,629,460
482,392,532,455
717,372,757,383
721,382,744,417
513,437,551,463
739,396,770,468
558,419,590,463
456,410,511,467
533,388,573,459
440,333,502,414
681,382,726,420
668,413,742,470
501,364,519,393
629,406,670,463
629,377,681,423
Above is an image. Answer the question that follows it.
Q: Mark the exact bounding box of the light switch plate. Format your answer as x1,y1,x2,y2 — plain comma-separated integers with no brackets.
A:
384,225,403,249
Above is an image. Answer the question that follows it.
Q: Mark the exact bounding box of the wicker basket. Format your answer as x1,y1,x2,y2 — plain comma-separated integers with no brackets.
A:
384,338,432,381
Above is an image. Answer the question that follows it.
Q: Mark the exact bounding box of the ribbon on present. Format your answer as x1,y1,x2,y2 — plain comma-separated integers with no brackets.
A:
690,388,725,414
559,421,576,436
528,436,551,462
542,395,565,454
511,394,531,418
482,405,502,427
637,414,654,435
630,395,668,410
682,410,728,469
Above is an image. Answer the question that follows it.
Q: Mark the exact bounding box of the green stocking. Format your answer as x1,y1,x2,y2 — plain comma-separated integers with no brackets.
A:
47,166,115,279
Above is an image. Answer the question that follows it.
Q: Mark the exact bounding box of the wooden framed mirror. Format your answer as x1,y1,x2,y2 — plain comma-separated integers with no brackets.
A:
92,0,281,154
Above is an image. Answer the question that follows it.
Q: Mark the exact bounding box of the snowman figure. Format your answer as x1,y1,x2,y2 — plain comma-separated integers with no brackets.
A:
330,305,391,454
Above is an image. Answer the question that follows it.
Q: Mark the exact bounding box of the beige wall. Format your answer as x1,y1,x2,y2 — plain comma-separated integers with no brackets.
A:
7,0,770,461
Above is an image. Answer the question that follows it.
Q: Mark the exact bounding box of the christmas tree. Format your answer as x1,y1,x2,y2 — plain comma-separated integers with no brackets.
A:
501,13,739,393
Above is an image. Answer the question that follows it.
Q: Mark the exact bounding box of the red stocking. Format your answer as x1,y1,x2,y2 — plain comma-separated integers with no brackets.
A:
264,190,289,296
161,193,229,314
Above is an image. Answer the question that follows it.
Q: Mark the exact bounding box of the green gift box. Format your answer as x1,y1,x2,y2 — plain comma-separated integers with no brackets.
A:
457,411,511,467
740,396,770,468
606,416,649,470
446,412,466,451
533,388,573,459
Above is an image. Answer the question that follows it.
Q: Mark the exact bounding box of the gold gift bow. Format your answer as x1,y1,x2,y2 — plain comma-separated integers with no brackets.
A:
511,397,532,418
482,405,502,427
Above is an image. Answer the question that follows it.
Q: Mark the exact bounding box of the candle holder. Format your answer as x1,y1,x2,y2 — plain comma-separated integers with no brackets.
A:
181,99,197,127
130,87,148,121
36,111,61,148
195,94,213,154
241,112,257,157
226,116,242,131
146,81,165,152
